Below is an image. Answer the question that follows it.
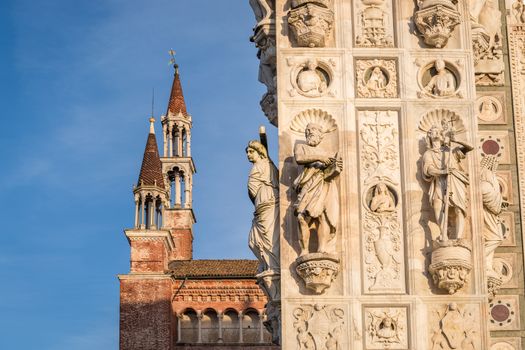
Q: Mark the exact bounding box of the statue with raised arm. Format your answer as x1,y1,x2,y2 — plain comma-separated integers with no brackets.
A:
293,123,342,256
246,138,280,275
422,124,473,241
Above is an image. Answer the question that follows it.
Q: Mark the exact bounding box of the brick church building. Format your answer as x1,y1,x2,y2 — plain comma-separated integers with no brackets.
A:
118,64,278,350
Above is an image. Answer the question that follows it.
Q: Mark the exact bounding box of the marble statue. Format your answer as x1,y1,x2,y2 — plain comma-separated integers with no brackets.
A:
247,139,280,274
366,67,387,92
293,122,342,256
422,124,473,241
424,59,456,97
480,155,508,278
370,182,395,213
297,60,327,94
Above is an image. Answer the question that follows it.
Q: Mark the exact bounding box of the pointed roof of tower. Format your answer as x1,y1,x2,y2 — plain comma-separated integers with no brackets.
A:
167,64,188,116
137,118,165,189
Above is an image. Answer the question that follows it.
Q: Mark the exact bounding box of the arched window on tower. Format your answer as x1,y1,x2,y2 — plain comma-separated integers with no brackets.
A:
182,127,188,157
169,168,185,208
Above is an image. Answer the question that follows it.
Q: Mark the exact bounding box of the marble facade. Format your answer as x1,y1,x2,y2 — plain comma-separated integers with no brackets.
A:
249,0,525,349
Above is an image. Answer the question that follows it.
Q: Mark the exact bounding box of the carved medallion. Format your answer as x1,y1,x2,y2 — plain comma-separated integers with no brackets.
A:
287,57,336,98
476,95,504,124
364,307,409,349
417,59,462,99
356,59,398,98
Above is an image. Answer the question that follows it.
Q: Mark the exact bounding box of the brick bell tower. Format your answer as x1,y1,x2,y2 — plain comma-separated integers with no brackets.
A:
160,62,196,261
119,63,196,350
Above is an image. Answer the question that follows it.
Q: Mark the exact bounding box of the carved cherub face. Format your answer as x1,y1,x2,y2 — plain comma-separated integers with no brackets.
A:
305,123,323,147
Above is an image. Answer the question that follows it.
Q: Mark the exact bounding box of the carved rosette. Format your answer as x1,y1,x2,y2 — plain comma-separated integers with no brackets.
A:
295,253,340,294
414,1,460,48
288,1,334,48
293,304,345,349
429,239,472,294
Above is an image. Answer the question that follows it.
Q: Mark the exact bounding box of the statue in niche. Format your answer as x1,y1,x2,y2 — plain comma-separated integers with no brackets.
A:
366,67,387,92
480,155,508,278
370,182,395,213
424,59,456,97
293,122,342,256
512,0,525,24
247,139,280,274
422,123,473,241
297,59,327,95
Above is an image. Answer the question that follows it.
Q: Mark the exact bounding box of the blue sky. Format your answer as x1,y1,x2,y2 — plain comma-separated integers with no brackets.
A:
0,1,276,348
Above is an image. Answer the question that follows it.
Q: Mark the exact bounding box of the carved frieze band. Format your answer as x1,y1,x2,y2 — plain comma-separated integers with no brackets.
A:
358,110,405,294
507,21,525,296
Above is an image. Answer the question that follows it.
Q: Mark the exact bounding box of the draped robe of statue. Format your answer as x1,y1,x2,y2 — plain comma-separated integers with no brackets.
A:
293,143,339,236
422,145,469,221
248,157,280,273
480,161,504,274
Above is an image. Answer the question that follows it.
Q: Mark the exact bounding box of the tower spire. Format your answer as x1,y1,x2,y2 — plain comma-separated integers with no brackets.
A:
166,51,188,117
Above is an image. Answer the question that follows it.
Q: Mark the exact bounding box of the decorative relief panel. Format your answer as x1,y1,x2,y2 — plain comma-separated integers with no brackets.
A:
416,58,463,99
358,110,405,294
476,92,506,124
471,0,505,86
489,296,521,331
364,306,408,349
414,0,460,48
478,131,511,164
356,59,398,98
293,304,345,349
288,0,334,48
354,0,394,48
286,57,337,98
429,303,481,349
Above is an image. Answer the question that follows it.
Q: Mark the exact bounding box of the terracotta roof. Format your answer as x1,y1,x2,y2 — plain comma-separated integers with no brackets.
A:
167,66,188,116
137,132,165,189
169,259,258,278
